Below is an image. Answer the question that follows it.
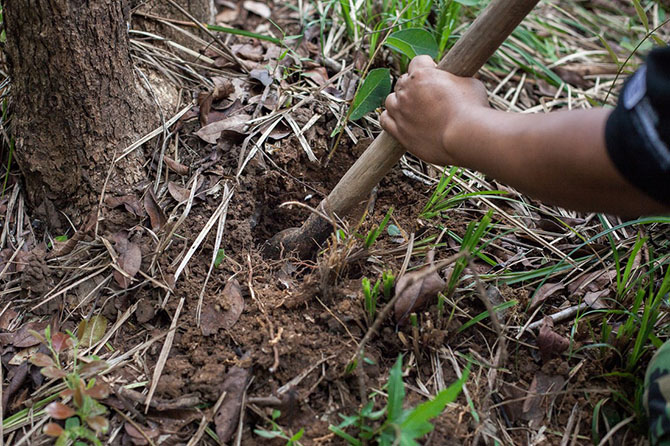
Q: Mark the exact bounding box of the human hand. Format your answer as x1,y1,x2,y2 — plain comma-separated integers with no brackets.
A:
380,55,490,166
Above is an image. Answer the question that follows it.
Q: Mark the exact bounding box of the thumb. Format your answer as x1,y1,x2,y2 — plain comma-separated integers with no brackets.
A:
408,55,436,73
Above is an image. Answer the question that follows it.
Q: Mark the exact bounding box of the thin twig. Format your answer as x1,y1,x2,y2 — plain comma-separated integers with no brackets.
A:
145,296,184,412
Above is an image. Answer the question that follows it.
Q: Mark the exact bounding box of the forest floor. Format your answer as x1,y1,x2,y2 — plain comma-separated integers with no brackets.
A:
1,0,670,445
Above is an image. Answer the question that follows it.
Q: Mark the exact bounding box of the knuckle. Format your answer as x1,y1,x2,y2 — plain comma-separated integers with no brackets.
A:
384,94,393,108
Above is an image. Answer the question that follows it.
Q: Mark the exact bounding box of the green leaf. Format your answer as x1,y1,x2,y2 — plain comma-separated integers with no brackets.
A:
350,68,391,121
77,315,109,347
453,0,479,5
206,24,282,45
387,355,405,423
385,28,438,60
54,235,68,242
651,35,667,47
631,0,649,31
289,428,304,444
345,358,358,374
598,35,620,67
400,365,470,438
254,429,282,439
458,300,518,333
65,416,81,430
330,425,361,445
214,249,226,267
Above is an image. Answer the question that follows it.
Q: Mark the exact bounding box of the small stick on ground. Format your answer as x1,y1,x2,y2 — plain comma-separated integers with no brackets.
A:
186,389,228,446
113,407,157,446
145,296,184,412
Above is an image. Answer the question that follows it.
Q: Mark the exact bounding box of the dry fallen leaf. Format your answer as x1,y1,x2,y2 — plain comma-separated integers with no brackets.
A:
215,367,250,443
196,113,251,144
144,188,167,231
201,279,245,336
163,156,189,176
112,233,142,289
584,289,610,310
105,194,144,217
567,269,616,295
536,317,569,362
522,371,566,428
77,315,109,347
0,309,18,330
243,0,271,18
45,402,75,420
529,282,565,311
167,181,191,203
124,422,161,446
303,67,329,86
11,321,49,348
394,250,445,324
249,69,273,87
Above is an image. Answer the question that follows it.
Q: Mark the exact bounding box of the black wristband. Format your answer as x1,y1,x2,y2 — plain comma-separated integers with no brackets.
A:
605,47,670,207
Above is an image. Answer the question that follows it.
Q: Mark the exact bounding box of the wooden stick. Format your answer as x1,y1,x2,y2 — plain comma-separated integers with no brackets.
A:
264,0,540,259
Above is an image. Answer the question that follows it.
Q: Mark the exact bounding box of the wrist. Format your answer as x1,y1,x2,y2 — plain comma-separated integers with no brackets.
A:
441,105,493,167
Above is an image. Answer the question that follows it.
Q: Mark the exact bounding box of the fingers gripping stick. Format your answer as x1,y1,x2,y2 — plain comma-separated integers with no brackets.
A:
264,0,540,259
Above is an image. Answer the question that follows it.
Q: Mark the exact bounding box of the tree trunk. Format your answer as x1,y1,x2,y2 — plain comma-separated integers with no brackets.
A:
3,0,157,229
135,0,216,46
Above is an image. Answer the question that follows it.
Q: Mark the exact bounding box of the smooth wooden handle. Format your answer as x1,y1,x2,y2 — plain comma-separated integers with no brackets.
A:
265,0,540,258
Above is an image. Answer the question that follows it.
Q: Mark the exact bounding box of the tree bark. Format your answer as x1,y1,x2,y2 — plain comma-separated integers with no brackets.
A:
134,0,216,45
3,0,157,228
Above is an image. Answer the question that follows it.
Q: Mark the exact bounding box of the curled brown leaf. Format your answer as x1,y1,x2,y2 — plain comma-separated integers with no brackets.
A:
215,367,249,443
113,234,142,289
394,250,445,324
144,188,167,231
163,156,189,175
529,282,565,311
537,317,569,362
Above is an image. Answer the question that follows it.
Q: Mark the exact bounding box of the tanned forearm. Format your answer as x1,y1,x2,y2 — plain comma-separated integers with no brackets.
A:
452,107,667,215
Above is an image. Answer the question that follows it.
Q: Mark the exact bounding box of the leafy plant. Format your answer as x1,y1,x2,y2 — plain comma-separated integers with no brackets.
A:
420,167,506,220
331,355,469,445
214,248,226,268
382,270,395,299
362,271,395,323
445,210,493,297
30,326,110,446
364,207,394,248
254,409,304,445
362,277,381,323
